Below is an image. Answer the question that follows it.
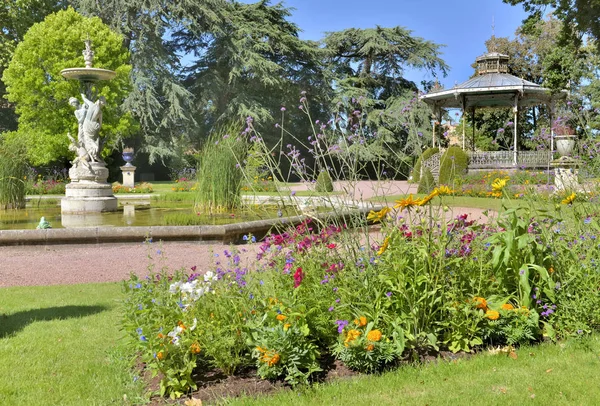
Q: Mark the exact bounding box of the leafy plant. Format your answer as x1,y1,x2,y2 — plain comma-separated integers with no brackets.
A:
0,138,27,209
438,146,468,186
315,170,334,193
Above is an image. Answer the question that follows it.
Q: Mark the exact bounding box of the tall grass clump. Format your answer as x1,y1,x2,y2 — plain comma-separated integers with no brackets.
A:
0,138,28,209
195,123,247,214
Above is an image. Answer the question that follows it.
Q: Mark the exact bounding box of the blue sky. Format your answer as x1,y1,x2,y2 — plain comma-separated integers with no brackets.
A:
242,0,529,89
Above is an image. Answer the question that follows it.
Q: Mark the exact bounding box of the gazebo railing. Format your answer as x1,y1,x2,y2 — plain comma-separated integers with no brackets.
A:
467,150,551,169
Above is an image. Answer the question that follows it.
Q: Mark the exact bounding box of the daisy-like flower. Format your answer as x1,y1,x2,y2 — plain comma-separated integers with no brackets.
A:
394,194,419,211
367,206,392,223
561,192,576,205
434,185,454,196
377,237,390,256
417,189,439,206
491,177,508,193
486,310,500,320
367,329,382,342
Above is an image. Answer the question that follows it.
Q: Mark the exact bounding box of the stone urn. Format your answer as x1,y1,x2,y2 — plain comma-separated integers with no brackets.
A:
122,148,134,166
554,135,576,157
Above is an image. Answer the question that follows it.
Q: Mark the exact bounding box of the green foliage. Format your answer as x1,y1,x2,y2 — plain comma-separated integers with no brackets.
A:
0,136,27,208
195,124,247,213
2,7,135,165
417,167,435,194
412,147,439,182
438,146,468,186
315,170,334,193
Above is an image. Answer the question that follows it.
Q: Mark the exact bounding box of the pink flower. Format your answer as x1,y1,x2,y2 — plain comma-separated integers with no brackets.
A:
293,267,304,288
327,243,336,249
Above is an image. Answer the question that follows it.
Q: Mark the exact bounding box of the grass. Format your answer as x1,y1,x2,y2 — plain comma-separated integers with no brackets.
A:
232,335,600,405
0,283,143,406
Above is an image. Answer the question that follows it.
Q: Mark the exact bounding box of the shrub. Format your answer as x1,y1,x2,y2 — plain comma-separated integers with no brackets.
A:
438,146,468,186
315,170,334,193
412,147,439,183
417,167,436,194
0,138,28,209
112,182,153,194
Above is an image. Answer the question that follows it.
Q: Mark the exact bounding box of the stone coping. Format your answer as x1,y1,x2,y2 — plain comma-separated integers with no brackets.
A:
0,207,380,246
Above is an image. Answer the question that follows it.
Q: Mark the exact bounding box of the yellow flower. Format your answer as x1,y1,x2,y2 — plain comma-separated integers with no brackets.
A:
354,316,367,327
157,351,166,360
561,192,576,205
367,330,382,342
491,178,508,193
276,314,287,321
417,189,438,206
501,303,514,311
473,296,487,310
486,310,500,320
283,323,291,331
377,237,389,256
367,206,392,223
434,185,454,196
394,194,419,211
190,342,201,354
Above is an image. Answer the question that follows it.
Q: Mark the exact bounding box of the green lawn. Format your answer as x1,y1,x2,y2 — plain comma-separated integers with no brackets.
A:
233,335,600,405
0,283,143,406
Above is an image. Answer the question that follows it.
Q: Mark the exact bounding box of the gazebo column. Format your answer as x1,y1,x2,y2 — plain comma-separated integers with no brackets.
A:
431,107,442,148
471,107,476,152
461,95,466,149
513,96,519,167
549,100,555,159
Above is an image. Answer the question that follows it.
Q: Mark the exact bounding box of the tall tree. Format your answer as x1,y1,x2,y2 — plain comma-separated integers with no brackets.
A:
73,0,226,163
0,0,70,133
503,0,600,49
322,26,448,161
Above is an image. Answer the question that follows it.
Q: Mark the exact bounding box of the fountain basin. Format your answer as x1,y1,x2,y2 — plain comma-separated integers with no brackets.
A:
60,67,116,82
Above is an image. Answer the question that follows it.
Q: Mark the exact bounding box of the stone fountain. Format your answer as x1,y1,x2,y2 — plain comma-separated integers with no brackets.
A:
60,39,118,214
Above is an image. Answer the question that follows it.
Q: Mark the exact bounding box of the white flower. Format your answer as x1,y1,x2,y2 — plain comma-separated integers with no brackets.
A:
190,318,197,331
169,281,182,294
204,271,217,282
180,280,198,294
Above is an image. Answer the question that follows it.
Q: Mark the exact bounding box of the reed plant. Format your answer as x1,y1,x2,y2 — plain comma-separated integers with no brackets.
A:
0,138,28,209
195,123,247,214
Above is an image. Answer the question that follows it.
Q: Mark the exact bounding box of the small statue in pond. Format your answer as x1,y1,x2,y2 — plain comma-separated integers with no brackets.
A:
36,217,51,229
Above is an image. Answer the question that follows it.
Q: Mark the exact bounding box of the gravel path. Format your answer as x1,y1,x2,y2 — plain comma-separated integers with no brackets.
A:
0,181,494,287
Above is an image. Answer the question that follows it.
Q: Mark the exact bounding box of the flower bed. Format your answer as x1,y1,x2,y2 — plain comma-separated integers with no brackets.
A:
123,186,600,400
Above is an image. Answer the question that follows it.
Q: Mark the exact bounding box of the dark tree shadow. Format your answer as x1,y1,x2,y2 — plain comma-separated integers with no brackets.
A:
0,305,109,338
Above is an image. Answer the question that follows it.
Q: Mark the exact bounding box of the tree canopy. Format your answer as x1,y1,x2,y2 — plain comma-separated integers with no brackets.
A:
2,7,135,165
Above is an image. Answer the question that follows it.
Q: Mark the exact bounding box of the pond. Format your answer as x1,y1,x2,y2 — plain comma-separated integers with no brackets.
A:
0,202,300,230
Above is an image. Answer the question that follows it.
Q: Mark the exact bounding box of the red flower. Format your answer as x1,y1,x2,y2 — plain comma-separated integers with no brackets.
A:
293,267,304,288
327,243,336,249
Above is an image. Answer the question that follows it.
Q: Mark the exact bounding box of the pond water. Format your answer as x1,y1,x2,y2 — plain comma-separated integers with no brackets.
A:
0,202,294,230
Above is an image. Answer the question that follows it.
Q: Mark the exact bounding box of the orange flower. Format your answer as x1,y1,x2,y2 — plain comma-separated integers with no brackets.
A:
394,194,420,211
157,351,165,360
486,310,500,320
473,297,487,310
157,333,165,339
366,344,375,351
354,316,367,327
276,314,287,321
367,329,382,342
501,303,514,311
190,342,201,354
178,321,186,330
549,266,555,274
344,329,362,346
268,353,280,367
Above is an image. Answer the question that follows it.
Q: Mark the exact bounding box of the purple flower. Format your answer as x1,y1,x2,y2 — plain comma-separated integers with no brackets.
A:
328,306,334,312
336,319,348,333
280,106,286,112
386,291,392,297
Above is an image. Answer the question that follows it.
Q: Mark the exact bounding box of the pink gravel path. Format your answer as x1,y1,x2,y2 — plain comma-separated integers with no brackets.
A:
0,181,494,288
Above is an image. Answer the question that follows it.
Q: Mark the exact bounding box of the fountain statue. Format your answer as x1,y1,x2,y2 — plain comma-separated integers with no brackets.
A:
60,39,118,214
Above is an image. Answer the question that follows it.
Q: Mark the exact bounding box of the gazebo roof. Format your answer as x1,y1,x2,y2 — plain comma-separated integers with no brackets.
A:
420,52,567,109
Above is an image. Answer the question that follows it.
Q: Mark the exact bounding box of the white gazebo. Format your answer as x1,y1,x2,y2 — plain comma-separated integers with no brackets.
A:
420,52,567,169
